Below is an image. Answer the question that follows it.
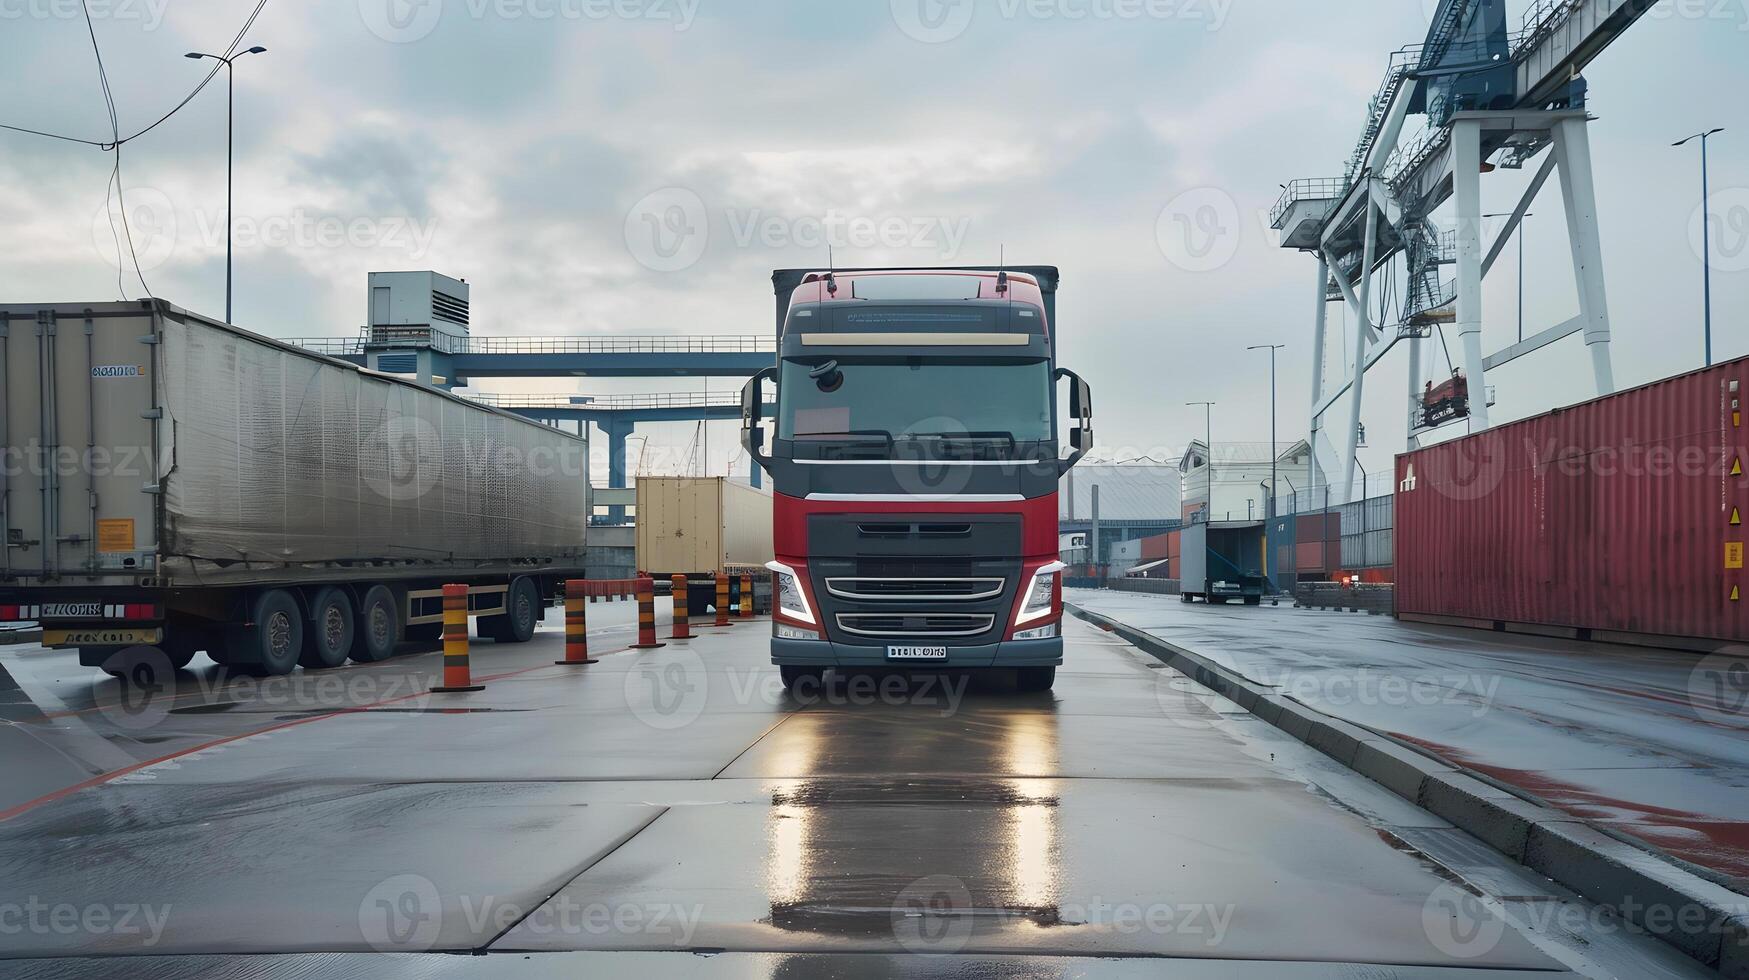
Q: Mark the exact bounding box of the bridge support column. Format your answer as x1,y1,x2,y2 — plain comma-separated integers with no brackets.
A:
1452,117,1491,432
1552,114,1615,396
604,418,635,524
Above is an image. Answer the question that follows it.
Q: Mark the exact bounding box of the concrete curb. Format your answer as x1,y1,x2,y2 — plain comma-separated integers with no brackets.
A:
1068,602,1749,976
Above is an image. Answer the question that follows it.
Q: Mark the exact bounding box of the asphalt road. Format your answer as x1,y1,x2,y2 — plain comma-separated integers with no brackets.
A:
0,607,1713,978
1067,588,1749,887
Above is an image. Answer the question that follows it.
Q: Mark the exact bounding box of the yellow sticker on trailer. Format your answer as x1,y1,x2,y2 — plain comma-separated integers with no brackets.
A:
1729,542,1746,571
42,628,162,647
97,518,136,553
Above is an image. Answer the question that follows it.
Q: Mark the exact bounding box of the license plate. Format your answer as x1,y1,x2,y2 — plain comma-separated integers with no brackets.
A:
886,645,948,661
42,628,162,647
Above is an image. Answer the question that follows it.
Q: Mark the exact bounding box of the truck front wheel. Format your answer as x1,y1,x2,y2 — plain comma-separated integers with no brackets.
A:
779,665,825,694
1015,666,1056,692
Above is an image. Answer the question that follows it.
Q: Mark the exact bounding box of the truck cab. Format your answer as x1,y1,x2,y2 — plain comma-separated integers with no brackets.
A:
742,267,1092,692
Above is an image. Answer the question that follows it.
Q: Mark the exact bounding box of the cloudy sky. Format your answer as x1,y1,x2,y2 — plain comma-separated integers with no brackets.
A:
2,0,1745,488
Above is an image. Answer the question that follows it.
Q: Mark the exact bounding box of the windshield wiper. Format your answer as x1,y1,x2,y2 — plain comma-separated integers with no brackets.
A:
903,430,1017,449
799,429,894,447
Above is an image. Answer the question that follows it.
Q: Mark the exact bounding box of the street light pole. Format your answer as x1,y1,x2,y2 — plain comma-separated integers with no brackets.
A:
1187,401,1214,521
1247,344,1285,519
1674,128,1724,367
186,46,266,324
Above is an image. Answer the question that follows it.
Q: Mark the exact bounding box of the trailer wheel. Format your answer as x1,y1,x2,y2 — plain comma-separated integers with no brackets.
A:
495,578,540,643
229,590,302,676
1015,666,1056,692
351,585,399,663
299,588,354,670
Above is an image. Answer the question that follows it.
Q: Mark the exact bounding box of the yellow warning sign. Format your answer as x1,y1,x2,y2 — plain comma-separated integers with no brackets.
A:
96,518,134,554
1730,542,1746,570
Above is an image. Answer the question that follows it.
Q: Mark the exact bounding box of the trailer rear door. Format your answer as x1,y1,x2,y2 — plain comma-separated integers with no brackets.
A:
1,304,162,583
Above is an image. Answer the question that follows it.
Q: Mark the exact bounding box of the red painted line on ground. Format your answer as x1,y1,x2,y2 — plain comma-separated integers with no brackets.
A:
0,643,634,825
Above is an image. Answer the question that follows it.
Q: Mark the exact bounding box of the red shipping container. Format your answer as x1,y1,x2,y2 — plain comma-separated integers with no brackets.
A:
1395,356,1749,646
1139,532,1171,562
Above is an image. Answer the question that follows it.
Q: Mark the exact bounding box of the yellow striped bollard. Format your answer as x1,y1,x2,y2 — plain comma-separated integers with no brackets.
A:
556,579,598,665
713,572,732,628
671,574,692,640
739,574,754,619
630,576,666,649
433,584,484,692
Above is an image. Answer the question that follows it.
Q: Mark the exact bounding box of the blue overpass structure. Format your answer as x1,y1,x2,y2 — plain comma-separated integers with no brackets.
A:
288,334,774,383
288,334,778,523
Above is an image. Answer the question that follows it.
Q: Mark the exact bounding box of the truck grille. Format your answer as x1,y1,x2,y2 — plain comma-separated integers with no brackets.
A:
824,577,1004,601
835,613,996,638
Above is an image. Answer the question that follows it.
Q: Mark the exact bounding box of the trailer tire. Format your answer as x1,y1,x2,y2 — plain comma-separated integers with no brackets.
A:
482,578,539,644
1015,666,1056,692
300,588,354,670
228,590,303,677
351,586,399,663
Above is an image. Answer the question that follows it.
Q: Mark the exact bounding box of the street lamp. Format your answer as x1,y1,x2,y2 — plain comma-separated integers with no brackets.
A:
1673,128,1724,367
1247,344,1285,519
1186,401,1214,521
1483,212,1530,343
186,45,267,324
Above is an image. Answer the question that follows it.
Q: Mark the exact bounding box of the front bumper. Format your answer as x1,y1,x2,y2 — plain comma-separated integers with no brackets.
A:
771,634,1062,668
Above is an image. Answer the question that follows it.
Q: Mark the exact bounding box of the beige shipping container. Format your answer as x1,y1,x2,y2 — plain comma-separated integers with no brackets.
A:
634,477,773,575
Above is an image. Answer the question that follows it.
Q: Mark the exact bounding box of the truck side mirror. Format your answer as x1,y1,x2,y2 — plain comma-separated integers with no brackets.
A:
741,366,777,463
1055,367,1093,475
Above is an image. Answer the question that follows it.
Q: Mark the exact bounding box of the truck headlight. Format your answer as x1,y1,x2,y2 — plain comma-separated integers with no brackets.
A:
1014,560,1066,625
1013,623,1057,640
765,560,815,625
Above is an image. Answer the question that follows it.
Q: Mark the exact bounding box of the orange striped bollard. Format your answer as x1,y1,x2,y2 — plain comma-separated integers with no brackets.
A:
670,574,692,640
433,584,484,692
739,574,754,619
556,579,598,665
713,572,732,627
630,576,666,649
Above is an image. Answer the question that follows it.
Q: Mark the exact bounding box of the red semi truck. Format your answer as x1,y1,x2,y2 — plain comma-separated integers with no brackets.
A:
740,267,1093,692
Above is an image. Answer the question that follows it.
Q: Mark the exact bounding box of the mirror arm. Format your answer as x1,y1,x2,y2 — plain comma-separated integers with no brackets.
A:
741,366,777,468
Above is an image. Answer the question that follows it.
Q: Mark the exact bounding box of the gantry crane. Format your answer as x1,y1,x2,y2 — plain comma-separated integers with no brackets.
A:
1272,0,1659,502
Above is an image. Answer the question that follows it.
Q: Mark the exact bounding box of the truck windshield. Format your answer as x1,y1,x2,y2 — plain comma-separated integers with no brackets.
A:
778,358,1052,444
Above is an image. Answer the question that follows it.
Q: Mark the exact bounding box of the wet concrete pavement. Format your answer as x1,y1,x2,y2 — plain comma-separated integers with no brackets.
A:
0,607,1717,977
1067,588,1749,888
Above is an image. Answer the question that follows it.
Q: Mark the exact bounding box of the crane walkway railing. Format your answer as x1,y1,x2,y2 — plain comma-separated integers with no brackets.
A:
284,334,776,357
